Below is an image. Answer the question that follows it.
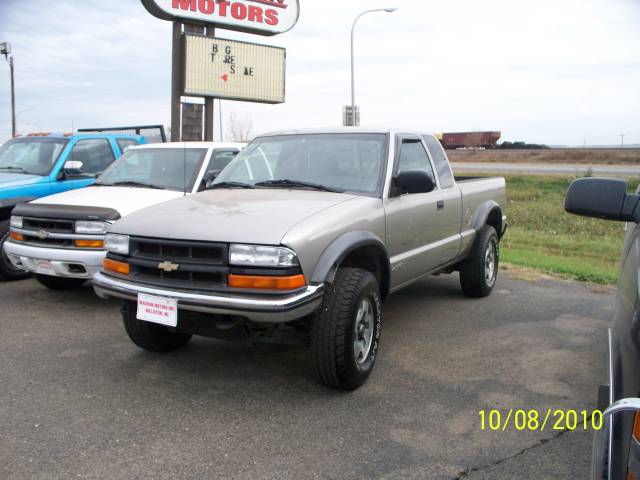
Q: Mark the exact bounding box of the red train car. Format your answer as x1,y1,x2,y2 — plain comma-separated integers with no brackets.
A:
441,131,501,149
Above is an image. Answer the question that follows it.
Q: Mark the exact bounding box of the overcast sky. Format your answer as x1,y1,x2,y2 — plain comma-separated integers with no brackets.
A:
0,0,638,145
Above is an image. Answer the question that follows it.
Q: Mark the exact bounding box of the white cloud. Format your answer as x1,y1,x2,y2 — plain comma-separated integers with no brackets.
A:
0,0,638,145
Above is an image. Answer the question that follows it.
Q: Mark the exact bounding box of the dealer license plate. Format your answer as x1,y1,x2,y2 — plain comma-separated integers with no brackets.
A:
34,259,54,276
137,293,178,327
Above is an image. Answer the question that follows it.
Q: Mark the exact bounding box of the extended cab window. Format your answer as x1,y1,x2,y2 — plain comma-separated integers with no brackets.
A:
116,138,139,153
397,139,436,185
68,139,115,175
210,149,239,172
422,135,454,188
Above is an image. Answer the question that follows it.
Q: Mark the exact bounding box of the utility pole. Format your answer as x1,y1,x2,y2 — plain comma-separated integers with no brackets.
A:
9,56,15,138
1,42,15,137
621,134,625,148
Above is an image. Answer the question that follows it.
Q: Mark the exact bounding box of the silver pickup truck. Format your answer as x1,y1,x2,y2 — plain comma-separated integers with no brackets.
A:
93,128,507,390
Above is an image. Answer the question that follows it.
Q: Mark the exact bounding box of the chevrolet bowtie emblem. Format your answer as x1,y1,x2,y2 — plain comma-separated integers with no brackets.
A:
36,230,49,240
158,261,179,272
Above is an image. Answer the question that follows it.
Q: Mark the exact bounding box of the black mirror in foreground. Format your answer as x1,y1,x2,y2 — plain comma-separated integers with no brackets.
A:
565,177,640,222
393,170,436,195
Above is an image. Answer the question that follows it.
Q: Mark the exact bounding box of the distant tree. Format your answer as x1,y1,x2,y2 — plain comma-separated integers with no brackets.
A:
227,112,255,142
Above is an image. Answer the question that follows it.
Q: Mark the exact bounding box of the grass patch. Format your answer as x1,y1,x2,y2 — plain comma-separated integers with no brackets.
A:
497,175,638,284
449,148,640,165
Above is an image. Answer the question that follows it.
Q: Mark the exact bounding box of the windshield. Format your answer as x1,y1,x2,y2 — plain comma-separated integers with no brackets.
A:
96,148,207,191
214,134,387,195
0,138,68,176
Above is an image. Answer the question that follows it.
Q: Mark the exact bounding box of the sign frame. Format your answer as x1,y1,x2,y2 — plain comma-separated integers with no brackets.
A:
183,34,286,104
140,0,300,36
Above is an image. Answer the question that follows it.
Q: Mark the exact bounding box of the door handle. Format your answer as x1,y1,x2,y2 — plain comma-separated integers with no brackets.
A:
437,200,445,210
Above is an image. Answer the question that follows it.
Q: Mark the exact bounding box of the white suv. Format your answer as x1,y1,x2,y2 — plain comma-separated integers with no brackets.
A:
4,142,244,290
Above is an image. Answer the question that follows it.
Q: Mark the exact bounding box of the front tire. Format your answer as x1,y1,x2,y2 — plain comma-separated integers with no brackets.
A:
0,220,31,281
121,301,192,353
459,225,499,298
311,268,382,390
35,274,87,290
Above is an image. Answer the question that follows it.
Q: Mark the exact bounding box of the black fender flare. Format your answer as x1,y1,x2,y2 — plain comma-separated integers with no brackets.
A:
472,200,505,238
310,231,391,301
0,198,37,220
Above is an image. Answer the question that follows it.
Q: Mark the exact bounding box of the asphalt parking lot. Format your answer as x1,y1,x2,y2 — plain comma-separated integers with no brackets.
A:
1,271,611,480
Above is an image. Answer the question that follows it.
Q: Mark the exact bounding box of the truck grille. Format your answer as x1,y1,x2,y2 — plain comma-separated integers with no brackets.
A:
127,237,228,291
23,217,74,234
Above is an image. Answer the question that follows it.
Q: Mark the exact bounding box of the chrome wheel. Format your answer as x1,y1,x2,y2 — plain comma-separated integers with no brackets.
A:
485,240,497,287
353,297,375,365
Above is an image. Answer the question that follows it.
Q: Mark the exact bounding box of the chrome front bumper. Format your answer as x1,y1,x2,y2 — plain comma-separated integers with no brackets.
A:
92,272,325,323
3,241,105,279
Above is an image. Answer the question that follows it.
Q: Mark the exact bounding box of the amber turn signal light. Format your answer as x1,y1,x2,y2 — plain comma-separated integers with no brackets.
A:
634,411,640,442
10,232,24,241
228,274,306,290
103,258,130,275
74,239,104,248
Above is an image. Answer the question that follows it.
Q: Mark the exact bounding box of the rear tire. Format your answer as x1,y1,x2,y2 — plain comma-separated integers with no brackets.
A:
311,268,382,390
460,225,499,298
35,274,87,290
121,301,192,353
0,220,31,281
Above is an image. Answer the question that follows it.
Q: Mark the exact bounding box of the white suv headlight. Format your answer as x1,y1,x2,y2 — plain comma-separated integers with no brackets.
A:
10,216,23,229
104,234,130,255
229,244,298,267
75,221,110,235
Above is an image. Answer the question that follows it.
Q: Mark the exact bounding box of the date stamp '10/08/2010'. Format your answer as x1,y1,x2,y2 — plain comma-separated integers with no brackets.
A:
479,409,603,432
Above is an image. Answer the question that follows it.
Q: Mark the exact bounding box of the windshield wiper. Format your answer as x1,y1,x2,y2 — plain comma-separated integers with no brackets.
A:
207,181,256,190
0,166,29,174
102,181,163,190
255,179,344,193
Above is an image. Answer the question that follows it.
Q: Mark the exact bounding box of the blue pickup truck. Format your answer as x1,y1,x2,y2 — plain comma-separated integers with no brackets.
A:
0,132,146,280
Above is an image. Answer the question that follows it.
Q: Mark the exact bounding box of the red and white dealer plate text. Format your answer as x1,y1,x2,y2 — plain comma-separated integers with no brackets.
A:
137,293,178,327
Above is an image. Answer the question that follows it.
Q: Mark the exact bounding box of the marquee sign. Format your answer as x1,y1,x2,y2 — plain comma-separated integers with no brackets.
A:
140,0,300,36
184,35,286,103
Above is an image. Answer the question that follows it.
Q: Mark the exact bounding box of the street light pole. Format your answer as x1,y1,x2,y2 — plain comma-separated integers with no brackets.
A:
1,42,15,137
350,7,397,127
9,56,15,137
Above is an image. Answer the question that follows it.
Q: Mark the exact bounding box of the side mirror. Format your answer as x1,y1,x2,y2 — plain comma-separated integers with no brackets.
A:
565,177,640,222
392,170,436,195
57,160,85,180
204,170,221,188
64,160,84,171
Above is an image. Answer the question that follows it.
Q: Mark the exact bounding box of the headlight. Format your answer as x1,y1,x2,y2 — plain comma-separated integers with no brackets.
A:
10,216,23,229
229,244,298,267
75,221,110,235
104,234,130,255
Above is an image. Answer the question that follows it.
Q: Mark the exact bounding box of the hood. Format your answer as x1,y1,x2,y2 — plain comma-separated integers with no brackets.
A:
111,189,360,245
0,172,43,189
32,186,187,218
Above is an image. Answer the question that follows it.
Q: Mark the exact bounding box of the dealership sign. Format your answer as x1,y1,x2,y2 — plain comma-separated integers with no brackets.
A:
184,35,285,103
140,0,300,36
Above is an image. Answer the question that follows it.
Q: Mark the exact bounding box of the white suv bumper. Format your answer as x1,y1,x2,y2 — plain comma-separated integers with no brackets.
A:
3,241,106,279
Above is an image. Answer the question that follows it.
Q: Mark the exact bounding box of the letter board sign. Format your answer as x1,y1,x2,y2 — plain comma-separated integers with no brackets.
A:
184,35,285,104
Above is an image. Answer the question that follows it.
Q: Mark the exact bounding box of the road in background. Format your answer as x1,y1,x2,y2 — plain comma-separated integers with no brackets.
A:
0,273,610,479
452,162,640,177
